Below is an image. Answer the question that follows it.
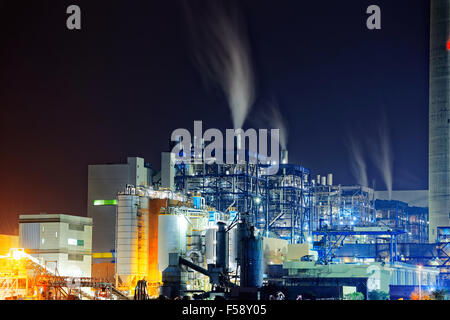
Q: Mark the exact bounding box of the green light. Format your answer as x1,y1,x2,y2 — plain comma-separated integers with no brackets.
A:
93,200,117,206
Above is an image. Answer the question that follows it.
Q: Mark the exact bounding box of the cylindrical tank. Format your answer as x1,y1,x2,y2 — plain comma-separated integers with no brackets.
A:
216,222,228,271
316,175,321,185
116,195,139,282
158,215,187,274
245,236,263,288
321,176,327,186
205,227,216,265
228,227,238,273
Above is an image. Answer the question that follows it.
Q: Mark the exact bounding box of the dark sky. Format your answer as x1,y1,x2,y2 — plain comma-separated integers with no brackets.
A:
0,0,430,234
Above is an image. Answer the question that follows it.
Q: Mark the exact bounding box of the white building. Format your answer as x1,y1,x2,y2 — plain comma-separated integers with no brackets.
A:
19,213,92,278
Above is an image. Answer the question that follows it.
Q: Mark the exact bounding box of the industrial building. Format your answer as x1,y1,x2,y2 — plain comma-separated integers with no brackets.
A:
19,214,93,278
0,1,449,302
88,157,153,255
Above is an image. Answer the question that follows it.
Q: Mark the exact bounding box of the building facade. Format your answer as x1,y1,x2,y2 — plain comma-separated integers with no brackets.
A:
19,214,92,277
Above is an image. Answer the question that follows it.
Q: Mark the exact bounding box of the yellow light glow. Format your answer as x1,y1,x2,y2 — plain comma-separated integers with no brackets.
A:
11,248,25,260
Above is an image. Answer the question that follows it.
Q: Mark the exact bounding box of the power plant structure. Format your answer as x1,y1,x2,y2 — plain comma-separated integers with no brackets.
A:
0,1,450,301
429,0,450,243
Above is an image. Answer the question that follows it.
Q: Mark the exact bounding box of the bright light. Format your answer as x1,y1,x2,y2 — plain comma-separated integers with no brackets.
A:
254,197,261,204
417,265,422,270
307,237,312,242
93,199,117,206
11,249,25,260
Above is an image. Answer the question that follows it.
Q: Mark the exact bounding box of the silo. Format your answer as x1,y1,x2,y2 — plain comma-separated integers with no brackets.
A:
245,235,263,288
205,226,216,265
215,222,228,271
228,227,238,273
116,194,139,286
429,0,450,242
158,214,188,273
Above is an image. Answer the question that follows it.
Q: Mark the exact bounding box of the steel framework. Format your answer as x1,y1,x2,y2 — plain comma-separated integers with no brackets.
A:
174,160,313,243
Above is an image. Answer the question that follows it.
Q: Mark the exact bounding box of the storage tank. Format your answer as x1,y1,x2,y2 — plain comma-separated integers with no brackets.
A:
245,235,263,288
116,194,139,285
237,221,264,288
205,226,216,265
228,227,238,273
216,222,228,271
158,214,188,273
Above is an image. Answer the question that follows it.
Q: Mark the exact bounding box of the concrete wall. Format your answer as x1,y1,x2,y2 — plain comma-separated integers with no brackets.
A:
429,0,450,242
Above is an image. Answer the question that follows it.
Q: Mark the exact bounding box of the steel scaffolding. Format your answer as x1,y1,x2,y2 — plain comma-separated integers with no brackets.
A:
375,200,429,243
174,161,313,243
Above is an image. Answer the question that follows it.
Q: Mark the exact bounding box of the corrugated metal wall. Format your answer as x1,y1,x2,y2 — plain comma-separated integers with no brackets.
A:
19,223,40,249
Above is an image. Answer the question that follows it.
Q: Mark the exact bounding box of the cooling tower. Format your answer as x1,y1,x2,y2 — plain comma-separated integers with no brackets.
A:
429,0,450,242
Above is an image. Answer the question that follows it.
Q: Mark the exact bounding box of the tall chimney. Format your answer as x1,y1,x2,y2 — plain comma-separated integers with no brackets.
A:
429,0,450,243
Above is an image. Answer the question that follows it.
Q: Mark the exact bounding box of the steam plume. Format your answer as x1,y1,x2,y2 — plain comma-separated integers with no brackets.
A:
370,115,393,200
183,0,255,129
346,134,368,187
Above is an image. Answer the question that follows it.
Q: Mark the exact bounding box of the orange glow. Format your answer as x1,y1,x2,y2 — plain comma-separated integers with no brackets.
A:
147,198,166,297
11,248,25,260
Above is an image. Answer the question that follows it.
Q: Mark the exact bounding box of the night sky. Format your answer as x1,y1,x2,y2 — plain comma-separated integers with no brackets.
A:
0,0,430,234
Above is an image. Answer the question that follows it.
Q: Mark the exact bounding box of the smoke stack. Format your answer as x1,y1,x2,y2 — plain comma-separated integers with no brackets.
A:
281,150,288,164
321,176,327,186
327,173,333,186
429,0,450,243
316,175,321,185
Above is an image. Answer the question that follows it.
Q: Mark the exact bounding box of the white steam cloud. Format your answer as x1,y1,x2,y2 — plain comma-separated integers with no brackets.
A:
183,1,255,129
261,100,289,150
346,134,368,187
369,115,393,200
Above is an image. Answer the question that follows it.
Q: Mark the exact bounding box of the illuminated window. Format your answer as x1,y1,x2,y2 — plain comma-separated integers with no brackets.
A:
93,199,117,206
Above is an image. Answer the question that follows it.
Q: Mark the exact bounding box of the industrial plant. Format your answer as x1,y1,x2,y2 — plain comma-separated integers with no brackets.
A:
0,1,449,302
